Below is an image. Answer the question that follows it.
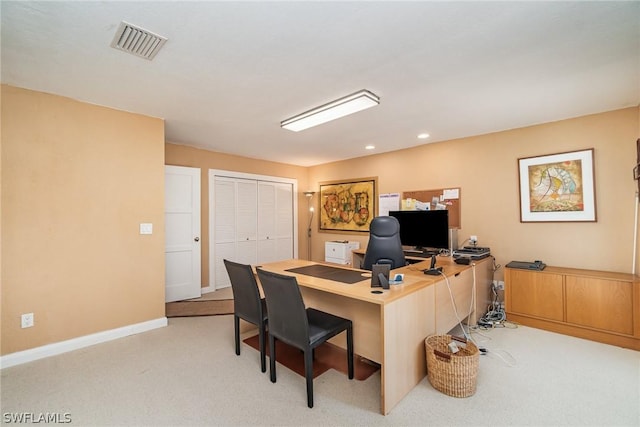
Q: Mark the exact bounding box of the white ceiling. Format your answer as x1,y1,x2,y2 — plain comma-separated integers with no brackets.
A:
2,1,639,167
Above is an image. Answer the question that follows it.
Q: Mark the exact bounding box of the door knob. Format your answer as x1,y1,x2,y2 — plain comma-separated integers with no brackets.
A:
194,237,200,242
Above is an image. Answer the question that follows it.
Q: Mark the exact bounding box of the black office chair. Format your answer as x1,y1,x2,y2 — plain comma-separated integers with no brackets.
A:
255,268,354,408
223,259,268,373
362,215,407,270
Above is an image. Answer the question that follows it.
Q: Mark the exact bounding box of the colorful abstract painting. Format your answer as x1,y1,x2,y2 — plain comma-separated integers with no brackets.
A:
528,159,583,212
319,178,376,232
518,149,596,222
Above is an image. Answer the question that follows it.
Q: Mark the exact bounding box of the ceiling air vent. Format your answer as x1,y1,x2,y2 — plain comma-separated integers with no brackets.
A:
110,21,167,60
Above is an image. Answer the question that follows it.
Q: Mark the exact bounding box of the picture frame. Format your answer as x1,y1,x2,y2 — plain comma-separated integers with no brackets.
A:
518,148,596,222
319,177,377,232
371,263,390,289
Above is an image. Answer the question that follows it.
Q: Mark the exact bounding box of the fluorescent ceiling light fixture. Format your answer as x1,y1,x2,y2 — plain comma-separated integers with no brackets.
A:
418,133,430,139
365,145,375,150
281,89,380,132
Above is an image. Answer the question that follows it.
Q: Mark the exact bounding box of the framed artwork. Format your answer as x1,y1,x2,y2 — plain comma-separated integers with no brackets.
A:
319,177,376,232
518,149,596,222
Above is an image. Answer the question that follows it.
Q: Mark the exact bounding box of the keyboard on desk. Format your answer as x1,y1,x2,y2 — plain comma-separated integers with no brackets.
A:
403,250,438,258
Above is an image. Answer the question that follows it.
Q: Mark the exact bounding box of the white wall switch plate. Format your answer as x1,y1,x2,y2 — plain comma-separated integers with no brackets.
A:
139,223,153,235
21,313,34,328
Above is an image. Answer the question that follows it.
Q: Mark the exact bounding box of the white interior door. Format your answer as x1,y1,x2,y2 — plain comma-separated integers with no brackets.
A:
165,165,201,302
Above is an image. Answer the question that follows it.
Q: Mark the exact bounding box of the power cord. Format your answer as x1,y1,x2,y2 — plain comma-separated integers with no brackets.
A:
436,258,518,367
437,263,477,346
476,256,507,329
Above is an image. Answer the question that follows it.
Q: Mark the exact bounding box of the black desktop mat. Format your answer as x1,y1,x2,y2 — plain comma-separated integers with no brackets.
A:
285,264,366,284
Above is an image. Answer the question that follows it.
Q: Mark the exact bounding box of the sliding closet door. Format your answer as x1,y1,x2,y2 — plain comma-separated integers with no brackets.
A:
274,182,294,261
209,170,297,290
212,177,257,289
257,182,277,263
257,182,293,264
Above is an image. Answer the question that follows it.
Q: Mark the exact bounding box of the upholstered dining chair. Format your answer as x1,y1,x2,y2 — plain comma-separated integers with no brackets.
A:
223,259,268,373
362,215,407,270
255,268,354,408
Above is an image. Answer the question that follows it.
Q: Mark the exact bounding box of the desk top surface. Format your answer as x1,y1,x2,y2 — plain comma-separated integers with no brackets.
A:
257,257,487,305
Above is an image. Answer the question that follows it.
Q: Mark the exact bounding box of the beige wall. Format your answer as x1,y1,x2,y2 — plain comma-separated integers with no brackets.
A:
165,143,309,286
309,107,640,279
1,85,166,355
2,83,637,357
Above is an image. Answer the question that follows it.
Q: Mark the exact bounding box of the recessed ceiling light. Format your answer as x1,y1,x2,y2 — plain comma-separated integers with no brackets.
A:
418,133,430,139
365,145,375,150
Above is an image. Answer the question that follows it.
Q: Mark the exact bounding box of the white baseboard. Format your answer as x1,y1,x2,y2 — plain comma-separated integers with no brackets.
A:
0,317,168,369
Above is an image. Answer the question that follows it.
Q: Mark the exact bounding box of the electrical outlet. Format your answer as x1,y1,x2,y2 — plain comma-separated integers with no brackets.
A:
469,235,478,245
492,280,505,291
21,313,34,328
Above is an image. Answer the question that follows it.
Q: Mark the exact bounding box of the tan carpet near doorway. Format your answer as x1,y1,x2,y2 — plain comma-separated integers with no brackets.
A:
165,287,234,317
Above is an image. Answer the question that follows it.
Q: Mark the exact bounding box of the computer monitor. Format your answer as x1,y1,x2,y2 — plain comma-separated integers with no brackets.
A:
388,210,449,252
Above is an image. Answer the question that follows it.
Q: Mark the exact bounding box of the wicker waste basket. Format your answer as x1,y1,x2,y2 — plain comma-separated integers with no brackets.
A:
425,334,479,398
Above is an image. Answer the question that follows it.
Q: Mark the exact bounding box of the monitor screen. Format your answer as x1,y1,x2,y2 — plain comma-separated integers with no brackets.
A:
388,210,449,251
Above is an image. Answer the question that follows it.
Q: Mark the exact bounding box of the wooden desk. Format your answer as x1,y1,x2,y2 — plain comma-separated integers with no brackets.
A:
352,248,493,326
257,257,492,414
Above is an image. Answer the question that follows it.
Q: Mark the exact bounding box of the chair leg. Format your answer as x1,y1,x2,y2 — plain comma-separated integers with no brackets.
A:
347,324,354,380
258,323,266,373
234,315,240,356
269,333,277,383
304,349,314,408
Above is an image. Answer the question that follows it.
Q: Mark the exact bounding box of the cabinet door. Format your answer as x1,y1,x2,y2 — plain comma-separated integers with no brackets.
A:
566,276,633,335
506,269,564,321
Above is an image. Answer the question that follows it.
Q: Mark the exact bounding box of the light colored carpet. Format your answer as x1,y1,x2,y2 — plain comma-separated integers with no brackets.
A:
1,316,638,426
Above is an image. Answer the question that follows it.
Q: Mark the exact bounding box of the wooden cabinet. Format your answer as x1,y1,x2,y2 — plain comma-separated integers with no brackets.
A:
505,266,640,350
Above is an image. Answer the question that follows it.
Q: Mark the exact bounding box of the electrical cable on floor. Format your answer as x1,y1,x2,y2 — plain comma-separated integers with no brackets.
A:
437,258,519,367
